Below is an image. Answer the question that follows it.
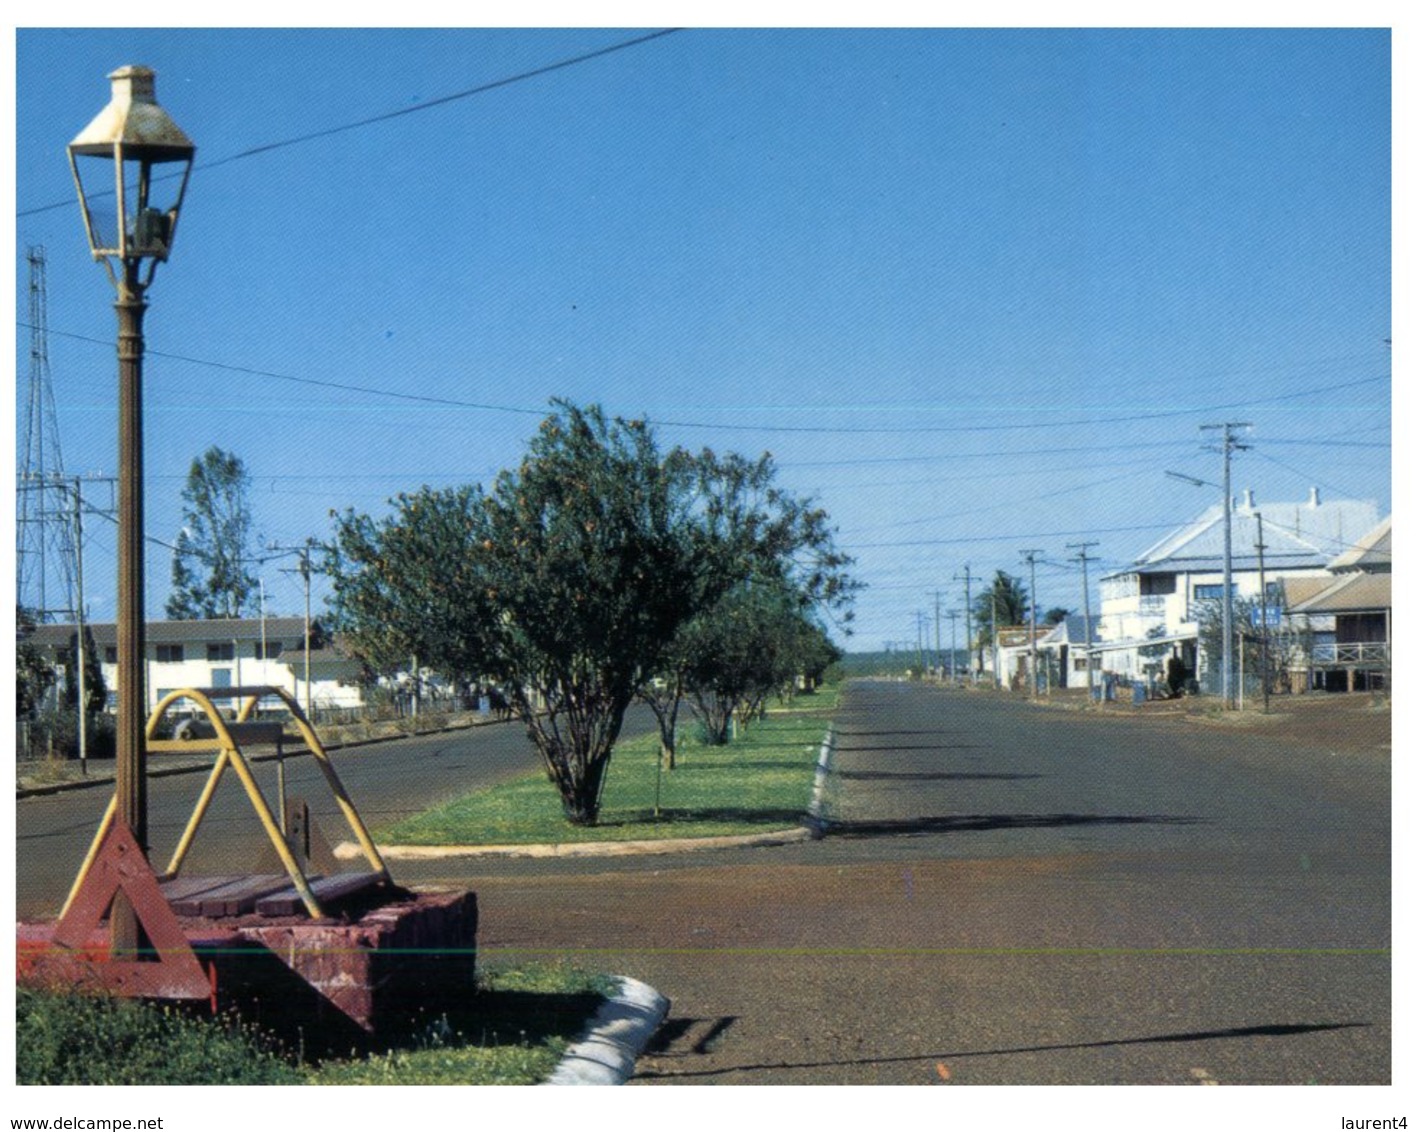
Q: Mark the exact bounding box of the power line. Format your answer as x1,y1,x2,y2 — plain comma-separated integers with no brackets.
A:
18,29,685,219
23,322,1389,442
843,521,1190,551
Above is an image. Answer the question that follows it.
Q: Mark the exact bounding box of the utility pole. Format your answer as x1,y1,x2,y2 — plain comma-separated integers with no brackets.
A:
945,609,960,682
1255,511,1269,715
71,480,88,774
990,593,998,688
1201,422,1251,708
1066,542,1099,700
954,565,974,682
1021,549,1043,698
300,542,314,719
274,538,320,719
934,591,942,677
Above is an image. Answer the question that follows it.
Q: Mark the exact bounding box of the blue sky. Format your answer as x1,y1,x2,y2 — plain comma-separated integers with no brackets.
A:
12,26,1393,648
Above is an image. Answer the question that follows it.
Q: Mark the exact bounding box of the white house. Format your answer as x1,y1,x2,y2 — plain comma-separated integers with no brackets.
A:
1035,613,1102,690
1094,488,1379,692
26,616,366,717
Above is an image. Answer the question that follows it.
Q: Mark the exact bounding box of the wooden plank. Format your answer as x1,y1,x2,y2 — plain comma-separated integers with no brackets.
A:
166,874,289,917
255,872,383,917
160,876,242,904
202,875,304,917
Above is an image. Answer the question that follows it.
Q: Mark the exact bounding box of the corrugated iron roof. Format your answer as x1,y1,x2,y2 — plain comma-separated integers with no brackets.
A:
1328,515,1392,572
1108,496,1379,578
1286,571,1391,614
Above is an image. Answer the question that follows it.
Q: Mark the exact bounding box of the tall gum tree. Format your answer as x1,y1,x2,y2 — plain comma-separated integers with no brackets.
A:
166,447,259,620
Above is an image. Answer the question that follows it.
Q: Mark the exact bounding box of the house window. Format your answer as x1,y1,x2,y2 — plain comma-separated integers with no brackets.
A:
104,647,118,664
1140,573,1176,596
206,642,235,662
156,644,184,663
258,641,284,659
1192,583,1237,602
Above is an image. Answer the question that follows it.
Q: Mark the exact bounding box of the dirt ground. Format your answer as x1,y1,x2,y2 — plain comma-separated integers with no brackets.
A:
1001,686,1392,756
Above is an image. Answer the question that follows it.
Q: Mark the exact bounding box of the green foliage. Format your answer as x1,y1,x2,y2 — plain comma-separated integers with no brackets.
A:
18,963,617,1087
973,569,1030,638
681,582,837,745
328,485,487,682
16,605,54,720
16,988,300,1085
325,401,858,827
328,403,707,825
166,446,259,620
382,695,835,845
639,448,857,763
59,625,107,714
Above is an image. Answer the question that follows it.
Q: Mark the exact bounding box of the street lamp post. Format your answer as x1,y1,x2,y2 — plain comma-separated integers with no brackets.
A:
68,65,195,953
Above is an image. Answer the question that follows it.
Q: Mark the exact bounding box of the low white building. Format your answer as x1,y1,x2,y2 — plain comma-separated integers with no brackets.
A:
26,616,366,717
1094,489,1379,692
1035,614,1102,691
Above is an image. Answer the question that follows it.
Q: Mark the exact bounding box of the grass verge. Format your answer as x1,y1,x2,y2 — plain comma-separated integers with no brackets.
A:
18,962,616,1086
380,684,841,845
306,962,617,1085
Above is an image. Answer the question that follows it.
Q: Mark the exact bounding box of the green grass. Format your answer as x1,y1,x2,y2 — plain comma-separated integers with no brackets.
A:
19,962,617,1086
381,684,840,845
16,987,303,1085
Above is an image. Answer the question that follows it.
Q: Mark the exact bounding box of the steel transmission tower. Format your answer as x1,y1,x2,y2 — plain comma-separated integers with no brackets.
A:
17,246,79,621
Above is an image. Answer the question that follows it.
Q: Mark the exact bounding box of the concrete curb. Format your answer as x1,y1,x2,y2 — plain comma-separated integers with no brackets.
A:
336,826,814,861
542,976,671,1086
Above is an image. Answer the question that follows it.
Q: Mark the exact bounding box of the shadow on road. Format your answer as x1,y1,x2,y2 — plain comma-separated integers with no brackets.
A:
636,1020,1369,1081
836,744,992,753
834,737,981,743
837,771,1042,783
828,813,1202,837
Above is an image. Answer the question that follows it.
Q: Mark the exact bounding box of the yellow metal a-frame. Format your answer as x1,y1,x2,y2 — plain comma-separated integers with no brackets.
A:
63,685,389,920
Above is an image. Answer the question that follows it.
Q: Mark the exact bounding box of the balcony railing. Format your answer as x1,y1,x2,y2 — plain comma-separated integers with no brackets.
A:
1309,642,1390,666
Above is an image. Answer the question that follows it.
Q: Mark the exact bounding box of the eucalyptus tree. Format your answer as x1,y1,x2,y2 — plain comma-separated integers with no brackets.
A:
166,446,259,620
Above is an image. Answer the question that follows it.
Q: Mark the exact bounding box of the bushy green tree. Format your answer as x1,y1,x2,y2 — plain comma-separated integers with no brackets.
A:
637,449,858,767
681,582,842,745
328,404,699,823
328,486,487,686
326,402,858,824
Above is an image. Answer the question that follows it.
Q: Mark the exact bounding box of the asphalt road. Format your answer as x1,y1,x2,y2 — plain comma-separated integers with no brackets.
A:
392,679,1391,1086
15,684,1390,1087
13,707,656,920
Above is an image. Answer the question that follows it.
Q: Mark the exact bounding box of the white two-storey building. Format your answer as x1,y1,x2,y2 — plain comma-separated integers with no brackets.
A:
1094,488,1379,691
